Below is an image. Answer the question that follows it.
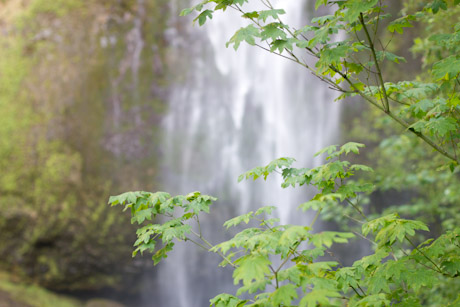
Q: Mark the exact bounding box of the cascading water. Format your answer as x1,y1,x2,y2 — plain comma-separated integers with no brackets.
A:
144,1,340,306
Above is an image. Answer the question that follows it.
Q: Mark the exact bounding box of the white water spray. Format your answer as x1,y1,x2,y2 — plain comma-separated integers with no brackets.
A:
145,1,340,306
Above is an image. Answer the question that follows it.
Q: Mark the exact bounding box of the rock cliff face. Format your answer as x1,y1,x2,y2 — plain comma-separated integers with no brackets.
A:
0,0,172,295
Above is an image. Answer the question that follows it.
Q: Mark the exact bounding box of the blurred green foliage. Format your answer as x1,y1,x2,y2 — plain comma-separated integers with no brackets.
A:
345,0,460,230
342,2,460,304
0,270,81,307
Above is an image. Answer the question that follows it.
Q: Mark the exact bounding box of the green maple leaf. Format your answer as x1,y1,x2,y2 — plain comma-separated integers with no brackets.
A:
194,9,213,26
310,232,354,248
232,0,248,6
236,279,270,296
396,296,423,307
152,242,174,265
353,249,388,271
336,267,360,289
355,294,390,306
108,191,142,206
186,198,211,214
179,3,204,16
427,0,448,13
134,232,151,246
315,144,338,157
258,9,285,22
349,164,374,173
149,191,171,205
131,208,154,224
310,277,339,291
255,206,276,216
241,10,258,18
299,200,324,211
442,260,460,276
315,0,328,10
317,44,351,73
233,254,271,286
260,23,287,41
404,269,437,292
299,289,340,307
311,15,335,25
270,284,298,305
432,56,460,80
277,266,303,284
340,142,365,155
270,39,293,53
307,261,338,275
384,259,408,281
343,0,379,22
133,240,156,257
388,15,414,34
223,212,254,229
367,275,391,294
371,218,428,246
409,120,427,133
279,225,310,247
238,157,294,182
409,99,435,116
226,25,260,50
210,294,247,307
161,223,191,242
377,50,407,63
426,117,457,137
266,157,295,173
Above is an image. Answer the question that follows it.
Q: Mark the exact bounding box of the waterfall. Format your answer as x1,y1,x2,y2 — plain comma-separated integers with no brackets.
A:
142,1,340,306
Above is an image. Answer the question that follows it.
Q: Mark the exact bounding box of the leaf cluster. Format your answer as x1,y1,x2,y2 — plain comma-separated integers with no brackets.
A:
181,0,460,167
109,191,216,264
110,143,460,306
110,0,460,306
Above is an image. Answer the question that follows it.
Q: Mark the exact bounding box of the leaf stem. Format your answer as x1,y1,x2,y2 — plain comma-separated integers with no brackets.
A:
350,285,364,298
185,236,212,252
405,235,443,274
309,207,323,229
234,0,459,165
189,229,237,268
345,199,368,222
335,68,459,164
275,241,301,273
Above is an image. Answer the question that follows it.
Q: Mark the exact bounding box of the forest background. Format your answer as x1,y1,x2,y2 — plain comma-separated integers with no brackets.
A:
0,0,459,306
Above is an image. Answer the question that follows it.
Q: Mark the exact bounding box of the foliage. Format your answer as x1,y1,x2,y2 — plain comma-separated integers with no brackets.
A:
112,144,460,306
0,270,81,307
345,0,460,233
111,0,460,306
180,0,460,167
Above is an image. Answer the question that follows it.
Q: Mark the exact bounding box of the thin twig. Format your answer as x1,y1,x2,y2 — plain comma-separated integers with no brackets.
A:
359,12,390,112
345,198,369,221
189,229,237,268
405,235,443,274
309,207,323,228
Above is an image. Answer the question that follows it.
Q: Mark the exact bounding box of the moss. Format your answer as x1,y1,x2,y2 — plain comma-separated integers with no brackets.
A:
16,0,83,28
0,0,173,294
0,270,82,307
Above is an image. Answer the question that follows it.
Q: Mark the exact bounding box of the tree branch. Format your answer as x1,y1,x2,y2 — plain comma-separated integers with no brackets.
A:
359,13,390,113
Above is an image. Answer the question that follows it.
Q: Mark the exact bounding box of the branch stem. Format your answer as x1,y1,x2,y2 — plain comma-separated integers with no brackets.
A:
359,13,390,112
190,229,237,268
405,236,443,274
